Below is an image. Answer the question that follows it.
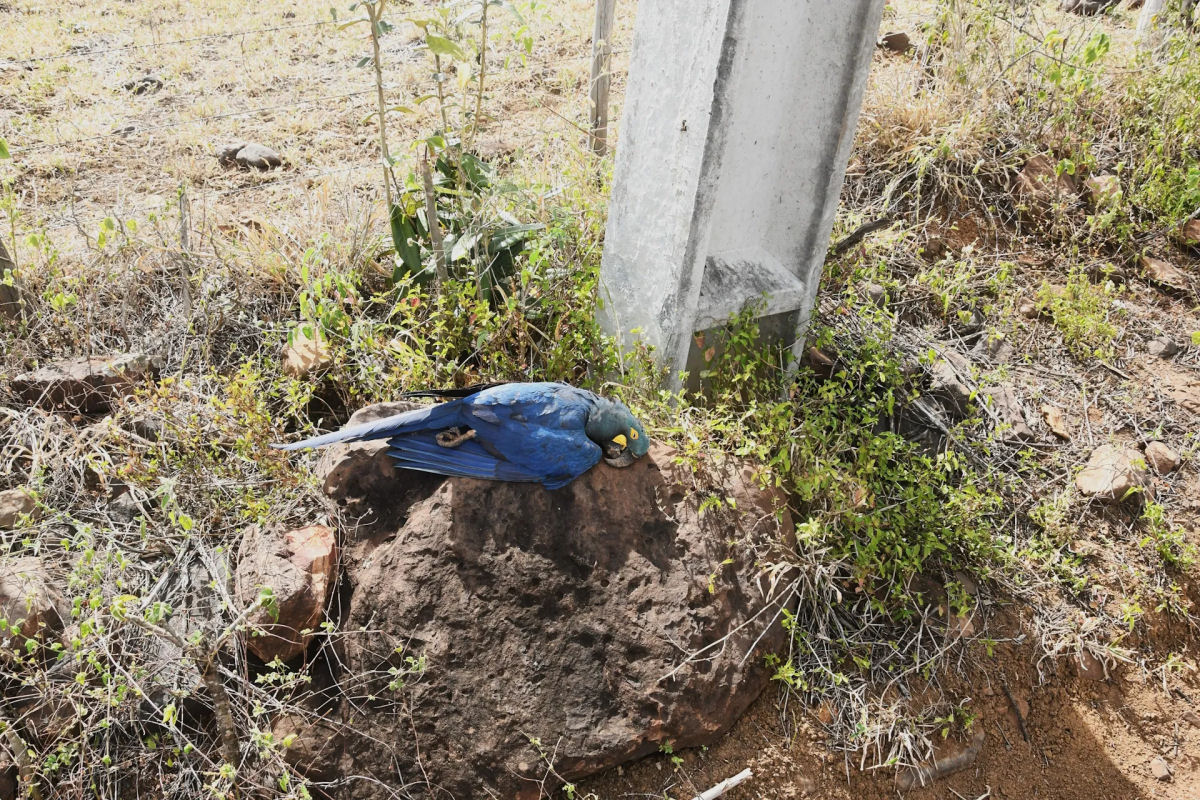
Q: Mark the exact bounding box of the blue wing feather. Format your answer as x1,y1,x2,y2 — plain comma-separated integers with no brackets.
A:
275,382,606,488
385,435,545,482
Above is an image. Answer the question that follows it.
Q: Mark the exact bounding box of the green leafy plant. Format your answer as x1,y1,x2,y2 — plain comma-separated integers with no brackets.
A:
1036,269,1121,359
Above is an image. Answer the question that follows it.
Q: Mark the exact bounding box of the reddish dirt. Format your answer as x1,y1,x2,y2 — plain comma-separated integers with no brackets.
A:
581,615,1200,800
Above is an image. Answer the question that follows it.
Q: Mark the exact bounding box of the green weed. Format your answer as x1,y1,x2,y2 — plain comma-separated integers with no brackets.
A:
1036,269,1122,359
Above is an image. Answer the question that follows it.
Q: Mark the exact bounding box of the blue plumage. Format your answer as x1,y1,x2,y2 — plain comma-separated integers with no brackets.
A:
274,382,650,490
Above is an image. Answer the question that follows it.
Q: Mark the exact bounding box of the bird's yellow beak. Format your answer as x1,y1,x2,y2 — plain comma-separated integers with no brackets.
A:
612,434,627,448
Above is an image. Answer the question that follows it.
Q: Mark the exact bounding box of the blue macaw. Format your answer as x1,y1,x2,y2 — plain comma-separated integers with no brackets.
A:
275,382,650,490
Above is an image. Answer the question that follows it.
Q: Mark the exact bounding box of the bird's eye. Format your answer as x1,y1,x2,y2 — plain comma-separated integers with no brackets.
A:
629,428,639,440
612,434,627,448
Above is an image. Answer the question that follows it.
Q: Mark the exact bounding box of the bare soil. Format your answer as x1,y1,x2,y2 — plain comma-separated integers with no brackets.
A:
585,610,1200,799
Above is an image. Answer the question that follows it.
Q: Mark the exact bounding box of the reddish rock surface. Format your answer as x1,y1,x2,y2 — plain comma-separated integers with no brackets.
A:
302,403,792,799
1014,154,1081,205
1075,445,1150,503
236,524,337,662
0,556,63,650
11,352,162,414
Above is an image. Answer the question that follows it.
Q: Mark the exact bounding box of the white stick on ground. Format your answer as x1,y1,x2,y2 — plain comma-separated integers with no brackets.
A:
690,768,753,800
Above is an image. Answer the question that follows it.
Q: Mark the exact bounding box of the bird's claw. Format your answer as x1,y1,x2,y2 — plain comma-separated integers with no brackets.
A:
436,427,477,448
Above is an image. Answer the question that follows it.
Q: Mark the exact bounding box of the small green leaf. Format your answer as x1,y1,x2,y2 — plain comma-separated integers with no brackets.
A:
0,138,10,160
425,34,466,60
355,55,373,68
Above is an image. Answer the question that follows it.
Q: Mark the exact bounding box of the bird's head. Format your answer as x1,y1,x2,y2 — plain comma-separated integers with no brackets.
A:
586,398,650,468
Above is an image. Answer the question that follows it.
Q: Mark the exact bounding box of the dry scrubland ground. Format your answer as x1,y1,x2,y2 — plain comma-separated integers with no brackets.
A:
1,0,1200,799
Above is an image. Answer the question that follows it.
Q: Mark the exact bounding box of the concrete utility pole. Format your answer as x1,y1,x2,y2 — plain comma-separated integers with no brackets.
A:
599,0,886,383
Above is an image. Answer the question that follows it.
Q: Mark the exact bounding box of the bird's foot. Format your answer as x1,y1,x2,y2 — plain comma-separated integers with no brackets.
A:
435,427,477,448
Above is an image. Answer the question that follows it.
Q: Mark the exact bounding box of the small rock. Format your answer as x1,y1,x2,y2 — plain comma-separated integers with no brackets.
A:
1084,173,1121,206
879,31,911,53
955,307,986,333
216,142,284,170
0,487,37,529
0,556,63,649
215,142,246,166
1142,256,1190,293
1179,218,1200,247
1014,154,1080,204
1040,404,1071,440
1077,651,1106,681
123,75,163,95
971,332,1013,362
236,143,283,171
1018,300,1040,319
282,327,332,378
930,350,973,416
235,524,338,662
471,136,516,162
108,491,150,524
1076,444,1150,504
272,709,346,780
985,384,1035,442
1147,336,1180,359
897,728,986,790
1144,441,1180,475
946,611,975,641
1182,710,1200,728
860,282,888,308
1150,756,1171,781
11,352,162,414
1060,0,1119,13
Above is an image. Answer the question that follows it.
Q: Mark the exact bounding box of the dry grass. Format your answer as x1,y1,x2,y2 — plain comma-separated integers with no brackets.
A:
0,0,634,258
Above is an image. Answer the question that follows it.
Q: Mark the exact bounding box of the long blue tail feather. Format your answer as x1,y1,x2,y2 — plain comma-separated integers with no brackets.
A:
272,403,458,451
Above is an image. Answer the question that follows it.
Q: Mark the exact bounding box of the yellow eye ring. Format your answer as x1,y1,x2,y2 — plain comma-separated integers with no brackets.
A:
629,428,639,440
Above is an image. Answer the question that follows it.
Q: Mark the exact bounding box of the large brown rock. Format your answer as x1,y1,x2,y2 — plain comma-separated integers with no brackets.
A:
1014,154,1080,205
985,384,1035,443
0,488,37,530
11,352,162,413
310,403,791,799
1142,256,1191,294
271,711,345,782
0,557,63,650
1084,173,1121,206
1179,218,1200,247
1145,441,1181,475
281,327,332,378
236,525,337,662
1076,445,1150,503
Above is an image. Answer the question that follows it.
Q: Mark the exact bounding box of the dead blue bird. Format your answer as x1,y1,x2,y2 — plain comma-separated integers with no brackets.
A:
274,381,650,490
